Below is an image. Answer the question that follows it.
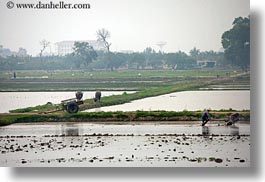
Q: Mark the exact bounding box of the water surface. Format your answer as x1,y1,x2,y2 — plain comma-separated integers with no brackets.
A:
0,91,134,113
0,122,250,167
86,90,250,112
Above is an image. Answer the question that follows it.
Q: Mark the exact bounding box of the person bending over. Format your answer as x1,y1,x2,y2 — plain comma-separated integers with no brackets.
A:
202,109,211,126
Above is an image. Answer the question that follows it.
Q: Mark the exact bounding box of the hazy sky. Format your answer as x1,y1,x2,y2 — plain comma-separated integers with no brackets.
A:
0,0,249,55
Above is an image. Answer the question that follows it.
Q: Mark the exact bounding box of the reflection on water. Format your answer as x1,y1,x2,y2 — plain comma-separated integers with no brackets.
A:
229,126,239,136
60,124,84,145
202,126,210,137
202,125,240,137
0,122,250,137
61,124,80,136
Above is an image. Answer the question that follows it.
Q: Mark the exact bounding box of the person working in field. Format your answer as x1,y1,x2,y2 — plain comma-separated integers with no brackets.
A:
94,90,102,102
225,113,240,126
201,109,211,126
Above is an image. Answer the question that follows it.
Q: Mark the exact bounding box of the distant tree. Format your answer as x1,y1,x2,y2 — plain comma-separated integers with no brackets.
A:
165,52,196,70
96,28,111,52
108,53,127,70
165,53,178,69
129,53,146,69
143,47,156,67
180,57,196,69
72,42,97,68
148,53,163,70
39,39,50,57
39,39,50,66
97,28,114,70
1,56,17,71
189,47,200,60
221,16,250,70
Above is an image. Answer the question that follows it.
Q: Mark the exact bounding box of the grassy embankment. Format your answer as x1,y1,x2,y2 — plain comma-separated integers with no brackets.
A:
0,110,250,126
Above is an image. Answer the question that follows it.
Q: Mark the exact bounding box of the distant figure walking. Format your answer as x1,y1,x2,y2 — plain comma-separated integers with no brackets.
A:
202,109,211,126
13,72,16,79
94,91,102,102
225,113,240,126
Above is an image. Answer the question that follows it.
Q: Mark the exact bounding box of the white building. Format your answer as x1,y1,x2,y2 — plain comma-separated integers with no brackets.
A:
0,46,28,58
197,60,217,68
55,40,105,56
17,47,28,57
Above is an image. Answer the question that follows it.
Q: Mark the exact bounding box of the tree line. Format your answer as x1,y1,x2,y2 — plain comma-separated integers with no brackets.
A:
0,16,249,71
0,48,225,71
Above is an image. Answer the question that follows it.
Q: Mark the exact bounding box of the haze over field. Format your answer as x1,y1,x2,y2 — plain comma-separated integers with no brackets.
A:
0,0,249,55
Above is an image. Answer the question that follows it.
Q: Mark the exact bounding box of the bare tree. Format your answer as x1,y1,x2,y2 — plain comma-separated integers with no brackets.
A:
39,39,50,58
96,28,111,52
39,39,50,67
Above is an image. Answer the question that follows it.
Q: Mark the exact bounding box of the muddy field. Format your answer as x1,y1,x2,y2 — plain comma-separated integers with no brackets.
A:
0,122,250,167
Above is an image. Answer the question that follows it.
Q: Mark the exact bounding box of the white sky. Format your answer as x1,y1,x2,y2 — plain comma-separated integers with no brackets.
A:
0,0,249,55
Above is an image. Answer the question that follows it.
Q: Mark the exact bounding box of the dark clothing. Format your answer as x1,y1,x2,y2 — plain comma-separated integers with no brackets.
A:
201,111,210,126
95,91,101,102
231,113,240,121
202,112,209,120
226,113,240,126
75,91,83,100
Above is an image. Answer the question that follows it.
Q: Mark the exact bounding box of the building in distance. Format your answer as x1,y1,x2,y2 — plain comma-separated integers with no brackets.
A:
0,45,28,58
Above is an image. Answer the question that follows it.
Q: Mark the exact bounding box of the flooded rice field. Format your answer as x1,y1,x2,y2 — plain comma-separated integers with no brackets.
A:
0,90,249,113
87,90,250,112
0,122,250,167
0,91,134,113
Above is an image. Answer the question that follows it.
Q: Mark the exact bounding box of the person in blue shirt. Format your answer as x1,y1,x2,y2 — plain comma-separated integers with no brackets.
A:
202,109,211,126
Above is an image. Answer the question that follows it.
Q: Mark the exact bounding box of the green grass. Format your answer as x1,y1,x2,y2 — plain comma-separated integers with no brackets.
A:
0,69,241,80
0,110,250,126
0,115,20,126
134,110,201,118
0,70,249,92
0,79,172,91
11,104,58,113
